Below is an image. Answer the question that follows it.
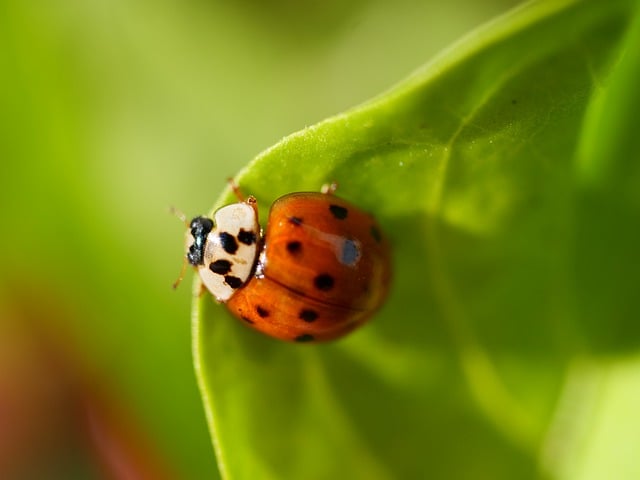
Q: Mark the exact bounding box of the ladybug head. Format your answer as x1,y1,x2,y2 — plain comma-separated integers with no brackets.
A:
171,206,215,290
187,216,214,266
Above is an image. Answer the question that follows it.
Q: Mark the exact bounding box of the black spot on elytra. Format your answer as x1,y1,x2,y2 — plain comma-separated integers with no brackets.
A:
209,259,232,275
238,229,256,245
314,273,334,291
289,216,303,226
295,334,315,342
224,275,242,289
241,315,254,324
329,204,348,220
286,241,302,255
219,232,238,254
340,239,360,266
299,309,318,322
256,306,269,318
370,225,382,243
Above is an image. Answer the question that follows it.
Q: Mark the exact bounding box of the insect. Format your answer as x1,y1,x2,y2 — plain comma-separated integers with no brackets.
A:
175,182,391,343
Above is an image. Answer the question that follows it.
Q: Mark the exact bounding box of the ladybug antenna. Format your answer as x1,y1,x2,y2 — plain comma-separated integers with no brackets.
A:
169,205,190,227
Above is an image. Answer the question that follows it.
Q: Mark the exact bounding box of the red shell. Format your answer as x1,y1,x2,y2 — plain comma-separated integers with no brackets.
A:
226,192,391,342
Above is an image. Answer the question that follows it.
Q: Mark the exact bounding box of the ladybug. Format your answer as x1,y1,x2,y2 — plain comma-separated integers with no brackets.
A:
176,182,391,343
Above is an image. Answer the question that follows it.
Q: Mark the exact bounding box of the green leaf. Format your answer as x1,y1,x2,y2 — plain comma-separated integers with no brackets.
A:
194,1,639,478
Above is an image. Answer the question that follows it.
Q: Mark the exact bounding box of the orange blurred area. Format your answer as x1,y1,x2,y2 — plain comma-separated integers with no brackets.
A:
0,280,175,480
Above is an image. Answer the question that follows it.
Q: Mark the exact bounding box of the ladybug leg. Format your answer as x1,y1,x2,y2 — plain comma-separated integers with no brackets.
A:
170,205,191,290
321,181,339,195
172,256,189,290
228,177,247,201
228,178,258,212
246,195,258,210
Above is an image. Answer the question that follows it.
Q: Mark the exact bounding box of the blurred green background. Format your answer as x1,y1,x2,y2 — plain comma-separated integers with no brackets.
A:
0,0,525,477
